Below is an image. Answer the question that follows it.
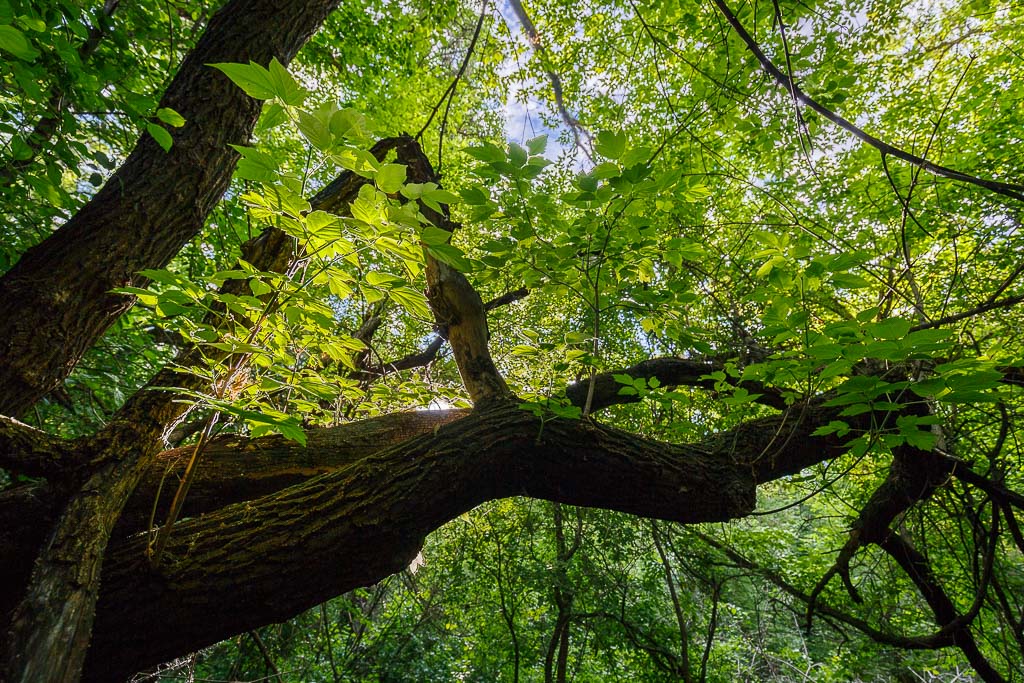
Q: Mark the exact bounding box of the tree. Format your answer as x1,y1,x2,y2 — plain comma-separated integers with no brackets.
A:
1,0,1023,681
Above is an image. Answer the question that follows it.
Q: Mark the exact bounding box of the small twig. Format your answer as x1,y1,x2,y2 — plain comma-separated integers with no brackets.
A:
248,630,283,681
147,411,220,566
909,292,1024,331
415,0,490,147
505,0,593,158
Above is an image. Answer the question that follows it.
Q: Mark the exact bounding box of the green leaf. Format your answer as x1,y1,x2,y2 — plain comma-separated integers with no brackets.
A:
839,403,873,416
146,123,173,152
112,286,158,307
296,109,332,150
681,184,712,202
334,148,381,177
266,57,306,105
508,142,528,168
465,143,505,163
0,24,37,60
424,188,459,205
576,172,598,192
427,244,472,271
420,225,452,246
249,278,272,296
224,405,306,446
831,272,870,289
811,420,850,437
365,271,406,288
155,300,190,317
376,163,407,193
209,61,276,99
909,378,947,398
460,186,489,205
868,317,912,340
330,108,371,142
756,257,780,278
564,331,590,345
390,287,431,319
156,107,185,127
943,369,1003,392
856,307,879,323
258,102,288,131
229,144,279,182
327,273,353,299
595,130,626,159
896,416,938,451
526,134,548,155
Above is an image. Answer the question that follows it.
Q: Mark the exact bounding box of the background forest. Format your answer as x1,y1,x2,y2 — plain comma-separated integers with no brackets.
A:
1,0,1023,681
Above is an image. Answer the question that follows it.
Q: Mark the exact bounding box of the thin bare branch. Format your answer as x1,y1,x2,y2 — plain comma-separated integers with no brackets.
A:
712,0,1024,202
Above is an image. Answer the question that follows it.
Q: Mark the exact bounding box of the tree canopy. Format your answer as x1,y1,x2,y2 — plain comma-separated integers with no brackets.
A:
1,0,1023,681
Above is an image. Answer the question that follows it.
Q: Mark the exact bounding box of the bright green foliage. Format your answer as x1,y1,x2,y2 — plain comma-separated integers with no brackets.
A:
4,0,1024,679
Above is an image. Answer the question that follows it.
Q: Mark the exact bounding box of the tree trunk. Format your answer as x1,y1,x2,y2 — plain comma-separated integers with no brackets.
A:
0,2,344,680
0,0,340,419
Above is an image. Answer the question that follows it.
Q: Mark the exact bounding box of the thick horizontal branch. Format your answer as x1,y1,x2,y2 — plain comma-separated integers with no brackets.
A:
1,398,853,680
122,409,469,533
75,399,854,680
0,415,77,479
564,357,788,412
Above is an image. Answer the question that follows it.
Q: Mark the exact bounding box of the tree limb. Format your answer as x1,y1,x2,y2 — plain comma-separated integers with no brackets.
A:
1,3,347,680
0,392,866,681
0,415,78,479
356,288,529,380
712,0,1024,203
563,357,788,411
82,401,761,680
77,399,868,679
396,138,511,404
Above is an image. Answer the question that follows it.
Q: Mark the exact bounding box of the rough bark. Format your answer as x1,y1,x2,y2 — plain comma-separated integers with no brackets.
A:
0,401,850,630
82,400,762,681
0,415,76,478
2,352,856,683
0,484,58,622
396,138,511,404
0,2,345,680
123,409,470,534
0,0,341,420
0,397,856,681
